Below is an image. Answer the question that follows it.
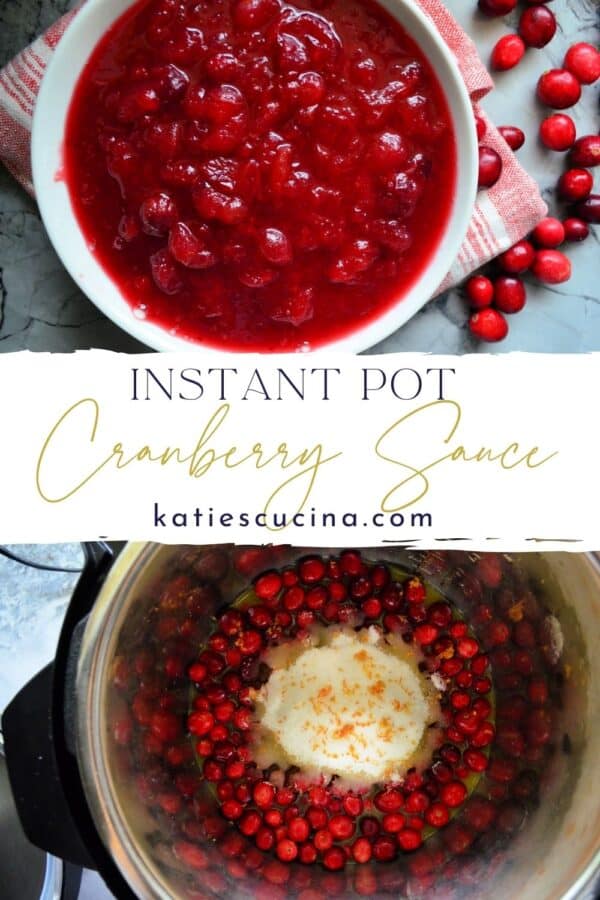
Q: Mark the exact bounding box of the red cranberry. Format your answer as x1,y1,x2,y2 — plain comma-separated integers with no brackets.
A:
475,113,487,142
491,277,526,314
528,677,549,705
469,308,508,342
498,126,525,151
488,758,517,783
232,0,281,30
478,146,503,189
526,708,552,746
150,248,182,295
405,577,426,604
397,829,422,851
531,249,571,284
253,781,276,808
351,837,372,863
299,844,318,865
425,803,450,828
329,815,355,840
372,836,397,862
498,240,535,274
564,42,600,85
323,847,346,870
471,721,495,747
360,816,380,837
532,217,565,248
188,710,214,736
255,826,275,851
563,217,589,242
374,789,404,813
478,0,518,17
537,69,582,109
574,195,600,224
441,781,467,808
557,168,594,202
539,113,576,151
569,135,600,168
464,748,488,772
140,192,179,236
491,35,525,72
276,838,298,862
518,6,556,48
456,636,479,658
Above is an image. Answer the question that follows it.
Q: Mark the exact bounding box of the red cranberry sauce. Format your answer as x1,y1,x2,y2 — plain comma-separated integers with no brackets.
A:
65,0,456,350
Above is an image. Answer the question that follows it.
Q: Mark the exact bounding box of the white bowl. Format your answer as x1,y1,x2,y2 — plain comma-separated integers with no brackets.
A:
32,0,477,354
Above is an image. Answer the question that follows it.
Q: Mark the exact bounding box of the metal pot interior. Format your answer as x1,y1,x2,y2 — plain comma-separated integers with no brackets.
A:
76,546,600,900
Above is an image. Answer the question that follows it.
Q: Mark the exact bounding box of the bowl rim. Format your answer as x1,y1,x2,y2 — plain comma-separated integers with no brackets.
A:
32,0,478,354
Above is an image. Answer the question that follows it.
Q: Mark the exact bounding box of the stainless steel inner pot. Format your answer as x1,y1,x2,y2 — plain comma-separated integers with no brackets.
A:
75,546,600,900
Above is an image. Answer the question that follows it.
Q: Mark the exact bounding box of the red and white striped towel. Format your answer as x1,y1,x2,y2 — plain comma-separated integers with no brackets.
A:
0,0,546,289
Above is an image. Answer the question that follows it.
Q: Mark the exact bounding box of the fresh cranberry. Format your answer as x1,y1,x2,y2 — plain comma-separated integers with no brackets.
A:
564,42,600,85
329,815,355,840
475,113,487,142
532,217,565,248
469,308,508,342
498,126,525,151
441,781,468,808
253,781,276,808
478,146,503,189
557,168,594,202
498,240,535,274
491,35,525,72
537,69,582,108
518,6,556,48
539,113,576,151
478,0,518,16
486,275,527,313
168,223,217,269
494,276,527,313
569,135,600,168
397,828,423,851
425,802,450,827
574,195,600,224
351,837,372,863
563,217,589,242
531,249,571,284
464,748,488,772
465,275,494,309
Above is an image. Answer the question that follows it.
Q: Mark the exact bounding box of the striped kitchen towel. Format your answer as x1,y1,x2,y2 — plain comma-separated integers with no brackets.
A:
0,0,547,288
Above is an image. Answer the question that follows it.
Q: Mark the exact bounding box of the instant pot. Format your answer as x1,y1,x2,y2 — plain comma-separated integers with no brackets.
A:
3,544,600,900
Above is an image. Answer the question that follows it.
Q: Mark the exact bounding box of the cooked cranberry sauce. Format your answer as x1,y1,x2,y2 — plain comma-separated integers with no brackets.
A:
65,0,456,350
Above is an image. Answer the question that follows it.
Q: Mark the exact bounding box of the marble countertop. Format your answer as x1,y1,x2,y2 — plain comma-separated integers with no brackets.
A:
0,0,598,354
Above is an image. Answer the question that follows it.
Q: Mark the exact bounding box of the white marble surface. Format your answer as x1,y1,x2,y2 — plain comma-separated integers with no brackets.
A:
0,0,598,354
